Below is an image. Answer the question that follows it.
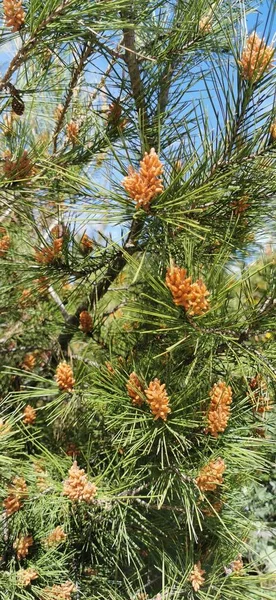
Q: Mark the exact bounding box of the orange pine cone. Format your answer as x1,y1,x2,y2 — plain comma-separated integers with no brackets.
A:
166,265,210,316
0,233,11,257
3,475,27,515
3,494,22,515
66,121,79,144
239,32,274,81
122,148,164,211
189,562,205,591
63,461,97,503
79,232,93,255
3,150,34,181
196,458,226,492
42,581,76,600
206,381,232,437
231,554,243,573
145,378,171,421
17,567,38,587
55,362,75,392
21,353,36,371
126,372,145,407
13,535,33,560
3,0,25,32
22,404,36,425
45,526,67,547
79,310,93,333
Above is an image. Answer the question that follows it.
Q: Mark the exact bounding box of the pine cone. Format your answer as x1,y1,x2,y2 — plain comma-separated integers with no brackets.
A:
79,232,93,255
166,265,210,316
42,581,76,600
17,568,38,587
3,0,25,32
126,372,145,407
239,32,274,81
231,554,243,573
122,148,164,211
189,562,205,591
3,476,28,515
13,535,33,560
21,353,36,371
63,461,97,503
45,526,67,547
79,310,93,333
145,378,171,420
55,362,75,392
3,150,34,181
66,121,79,144
206,381,232,437
22,404,36,425
0,233,10,257
196,458,226,492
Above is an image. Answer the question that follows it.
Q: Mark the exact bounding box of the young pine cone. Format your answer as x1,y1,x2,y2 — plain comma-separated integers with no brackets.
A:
3,150,34,181
79,310,93,333
13,535,33,560
189,562,205,592
79,232,93,255
126,372,145,407
35,237,63,264
196,458,226,492
231,554,243,573
0,233,11,257
45,526,67,547
206,381,232,437
3,476,28,515
55,362,75,392
63,461,97,503
3,0,25,32
145,378,171,421
166,265,210,316
17,568,38,587
66,121,79,144
21,353,36,371
42,581,77,600
122,148,164,211
22,404,36,425
239,32,274,82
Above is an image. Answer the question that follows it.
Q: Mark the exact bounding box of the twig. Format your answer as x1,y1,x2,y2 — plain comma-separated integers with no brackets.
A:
52,42,95,152
48,285,70,321
0,0,72,93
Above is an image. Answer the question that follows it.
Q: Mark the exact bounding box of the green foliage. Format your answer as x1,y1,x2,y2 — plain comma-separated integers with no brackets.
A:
0,1,275,599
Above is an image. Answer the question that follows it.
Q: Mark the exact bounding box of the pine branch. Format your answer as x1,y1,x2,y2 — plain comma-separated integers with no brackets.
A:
0,0,73,93
58,216,144,356
52,42,95,152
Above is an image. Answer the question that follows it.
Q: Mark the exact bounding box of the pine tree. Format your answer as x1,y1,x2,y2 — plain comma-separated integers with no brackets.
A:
0,1,275,599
